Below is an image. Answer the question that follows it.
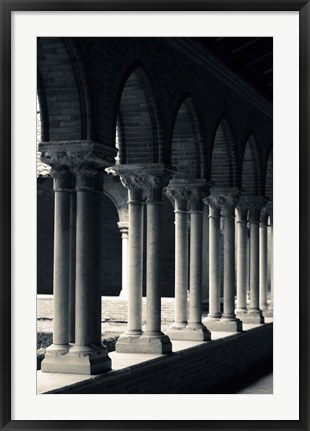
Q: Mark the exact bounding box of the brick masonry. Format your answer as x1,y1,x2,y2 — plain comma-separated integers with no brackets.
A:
37,295,184,324
45,323,273,394
37,37,273,192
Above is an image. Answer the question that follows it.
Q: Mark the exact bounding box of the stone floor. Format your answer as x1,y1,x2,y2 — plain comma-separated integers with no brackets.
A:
236,372,273,394
37,320,273,394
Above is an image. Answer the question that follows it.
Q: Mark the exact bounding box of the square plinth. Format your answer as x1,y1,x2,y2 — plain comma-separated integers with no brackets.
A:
263,309,273,318
239,311,265,324
204,318,243,332
115,334,172,354
41,349,112,375
166,326,211,341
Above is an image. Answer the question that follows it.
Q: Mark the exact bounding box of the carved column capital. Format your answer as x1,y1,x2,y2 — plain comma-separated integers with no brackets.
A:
165,179,191,212
51,167,73,192
247,196,268,223
260,206,269,226
140,174,170,202
119,174,145,202
186,180,209,212
204,188,241,216
39,140,117,171
106,163,174,203
74,166,97,191
117,221,129,239
266,201,273,225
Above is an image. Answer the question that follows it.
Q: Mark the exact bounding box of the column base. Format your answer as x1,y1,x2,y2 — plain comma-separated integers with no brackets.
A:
166,324,211,341
203,317,243,332
41,344,112,375
235,309,248,320
262,308,273,318
240,309,265,324
115,333,172,354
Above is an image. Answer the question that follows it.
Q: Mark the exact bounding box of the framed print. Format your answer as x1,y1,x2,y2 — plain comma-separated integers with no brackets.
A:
1,0,309,430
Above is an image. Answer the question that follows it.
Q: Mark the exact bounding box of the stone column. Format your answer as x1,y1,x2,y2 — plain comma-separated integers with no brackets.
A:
235,200,248,319
68,190,76,344
165,179,190,340
203,194,221,326
221,192,242,331
204,189,242,332
265,202,273,317
41,167,72,373
69,167,111,374
139,174,172,353
186,184,211,341
117,221,129,298
242,196,266,324
259,206,269,314
115,175,145,352
40,141,116,374
202,205,209,306
106,163,174,353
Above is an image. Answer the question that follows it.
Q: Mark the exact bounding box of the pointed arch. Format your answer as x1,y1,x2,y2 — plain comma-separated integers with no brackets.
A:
210,116,238,187
241,134,262,195
170,95,204,179
37,37,87,141
114,62,164,165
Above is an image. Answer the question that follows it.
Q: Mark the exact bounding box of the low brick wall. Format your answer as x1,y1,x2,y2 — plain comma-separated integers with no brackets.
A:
46,323,273,394
37,295,185,323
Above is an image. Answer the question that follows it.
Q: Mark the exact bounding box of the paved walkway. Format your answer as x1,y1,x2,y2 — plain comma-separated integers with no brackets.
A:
236,372,273,394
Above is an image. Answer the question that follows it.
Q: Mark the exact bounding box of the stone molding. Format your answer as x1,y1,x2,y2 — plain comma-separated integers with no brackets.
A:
106,163,175,203
165,179,189,211
75,167,98,192
204,187,240,216
246,196,268,223
51,168,73,192
266,201,273,224
260,206,269,225
39,140,117,172
140,174,170,202
186,180,209,212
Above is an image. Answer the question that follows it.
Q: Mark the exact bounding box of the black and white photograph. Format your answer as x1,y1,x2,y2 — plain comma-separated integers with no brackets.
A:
2,4,307,428
36,36,274,395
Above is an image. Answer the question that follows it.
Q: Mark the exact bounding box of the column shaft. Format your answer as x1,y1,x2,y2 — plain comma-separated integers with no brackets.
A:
145,201,162,335
126,198,144,335
202,206,209,302
75,188,95,346
236,212,248,313
259,222,268,310
222,214,236,318
53,187,70,347
174,209,189,327
249,222,259,310
188,211,203,325
118,223,129,297
68,192,76,344
208,206,221,318
269,222,274,312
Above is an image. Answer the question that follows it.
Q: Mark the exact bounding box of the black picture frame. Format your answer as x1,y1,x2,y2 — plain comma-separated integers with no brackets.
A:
1,1,309,430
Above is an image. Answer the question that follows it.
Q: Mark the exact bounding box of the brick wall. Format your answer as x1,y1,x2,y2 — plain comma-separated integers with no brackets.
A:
37,37,273,190
46,323,273,394
37,295,186,323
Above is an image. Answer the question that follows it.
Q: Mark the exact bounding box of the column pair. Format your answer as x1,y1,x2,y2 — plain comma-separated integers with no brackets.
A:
117,221,129,298
42,164,111,374
107,164,172,354
236,196,266,324
203,188,242,332
261,201,273,318
165,179,211,341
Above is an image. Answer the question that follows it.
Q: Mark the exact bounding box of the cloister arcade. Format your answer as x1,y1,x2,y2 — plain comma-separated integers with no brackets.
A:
37,37,273,378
